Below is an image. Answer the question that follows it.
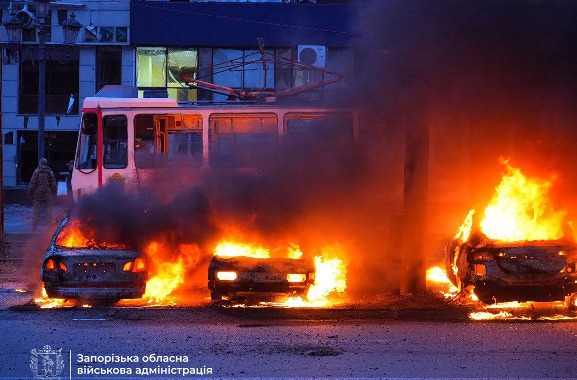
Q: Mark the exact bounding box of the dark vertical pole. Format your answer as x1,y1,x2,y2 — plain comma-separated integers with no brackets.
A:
400,103,429,295
37,21,46,160
0,57,4,253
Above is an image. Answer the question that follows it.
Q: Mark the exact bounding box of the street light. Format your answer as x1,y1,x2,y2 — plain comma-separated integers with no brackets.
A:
3,0,81,160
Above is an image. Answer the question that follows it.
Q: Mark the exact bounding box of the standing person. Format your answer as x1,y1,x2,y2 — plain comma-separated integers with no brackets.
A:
28,158,58,230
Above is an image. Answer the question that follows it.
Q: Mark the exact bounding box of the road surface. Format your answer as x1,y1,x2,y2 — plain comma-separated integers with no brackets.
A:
1,304,577,379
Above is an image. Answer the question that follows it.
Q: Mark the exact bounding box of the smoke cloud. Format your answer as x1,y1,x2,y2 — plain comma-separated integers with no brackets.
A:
67,0,577,300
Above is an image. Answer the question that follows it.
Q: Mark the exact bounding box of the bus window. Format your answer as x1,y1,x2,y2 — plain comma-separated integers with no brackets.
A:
76,113,98,172
209,113,278,168
167,131,202,167
284,113,353,148
166,114,202,167
103,115,128,169
134,114,159,168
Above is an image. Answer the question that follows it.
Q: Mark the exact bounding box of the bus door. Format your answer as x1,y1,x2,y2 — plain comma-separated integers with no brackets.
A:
154,116,169,154
72,111,129,197
72,111,100,199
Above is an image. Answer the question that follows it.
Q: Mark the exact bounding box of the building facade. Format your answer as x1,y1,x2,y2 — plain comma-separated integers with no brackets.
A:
1,0,356,190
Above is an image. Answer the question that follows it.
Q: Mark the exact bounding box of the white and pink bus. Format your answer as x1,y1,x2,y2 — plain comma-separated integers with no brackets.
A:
71,86,361,200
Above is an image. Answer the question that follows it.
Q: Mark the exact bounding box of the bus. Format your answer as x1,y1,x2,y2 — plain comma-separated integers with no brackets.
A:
71,85,362,200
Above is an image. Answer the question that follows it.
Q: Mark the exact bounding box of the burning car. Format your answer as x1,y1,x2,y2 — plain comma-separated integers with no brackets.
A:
445,228,577,307
208,242,315,302
444,163,577,310
41,217,148,304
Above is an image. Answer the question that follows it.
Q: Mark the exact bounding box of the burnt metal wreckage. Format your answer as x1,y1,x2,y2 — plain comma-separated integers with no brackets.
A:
208,255,315,303
41,217,148,305
445,227,577,310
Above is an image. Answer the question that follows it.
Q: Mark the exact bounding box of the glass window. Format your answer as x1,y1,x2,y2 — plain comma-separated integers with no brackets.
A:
209,113,278,168
212,48,276,101
116,27,128,43
75,113,98,172
244,49,274,89
96,47,122,92
103,115,128,169
213,49,243,90
18,47,79,115
134,114,203,168
167,114,202,167
284,113,353,150
136,47,166,87
167,48,198,101
137,47,198,101
99,27,115,43
134,114,159,168
168,48,197,86
275,48,293,90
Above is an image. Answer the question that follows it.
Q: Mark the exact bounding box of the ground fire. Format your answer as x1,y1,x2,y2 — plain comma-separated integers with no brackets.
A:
433,161,577,319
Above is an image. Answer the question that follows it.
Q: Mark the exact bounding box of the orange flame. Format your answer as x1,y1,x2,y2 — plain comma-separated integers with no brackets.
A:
480,164,566,241
214,240,271,258
56,219,129,249
34,288,90,309
455,210,475,242
307,254,347,303
140,242,201,305
284,244,348,307
426,266,458,299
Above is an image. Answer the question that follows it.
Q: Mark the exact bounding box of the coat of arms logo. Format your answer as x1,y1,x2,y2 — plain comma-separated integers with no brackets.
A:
30,345,65,380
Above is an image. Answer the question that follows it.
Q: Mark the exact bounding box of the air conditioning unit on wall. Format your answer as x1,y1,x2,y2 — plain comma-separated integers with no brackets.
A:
297,45,326,68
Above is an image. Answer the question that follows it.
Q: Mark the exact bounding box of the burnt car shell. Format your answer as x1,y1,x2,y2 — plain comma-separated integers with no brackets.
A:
208,256,314,301
447,233,577,304
41,217,147,304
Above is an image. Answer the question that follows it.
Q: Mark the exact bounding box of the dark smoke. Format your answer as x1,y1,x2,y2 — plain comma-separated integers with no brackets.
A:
71,0,577,299
72,183,218,251
349,0,577,291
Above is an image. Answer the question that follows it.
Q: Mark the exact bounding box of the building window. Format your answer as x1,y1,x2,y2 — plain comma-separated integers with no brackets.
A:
212,48,275,101
136,47,198,101
97,47,122,92
18,47,79,115
84,25,129,43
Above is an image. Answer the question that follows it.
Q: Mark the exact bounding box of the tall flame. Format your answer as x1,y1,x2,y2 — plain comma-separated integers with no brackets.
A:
455,210,475,242
140,242,201,304
480,164,566,241
307,244,347,304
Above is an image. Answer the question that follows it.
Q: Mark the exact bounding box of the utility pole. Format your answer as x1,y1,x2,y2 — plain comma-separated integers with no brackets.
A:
400,101,429,295
1,55,3,252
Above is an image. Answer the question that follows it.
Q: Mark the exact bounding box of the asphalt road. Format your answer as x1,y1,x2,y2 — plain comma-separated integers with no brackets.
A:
1,304,577,380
